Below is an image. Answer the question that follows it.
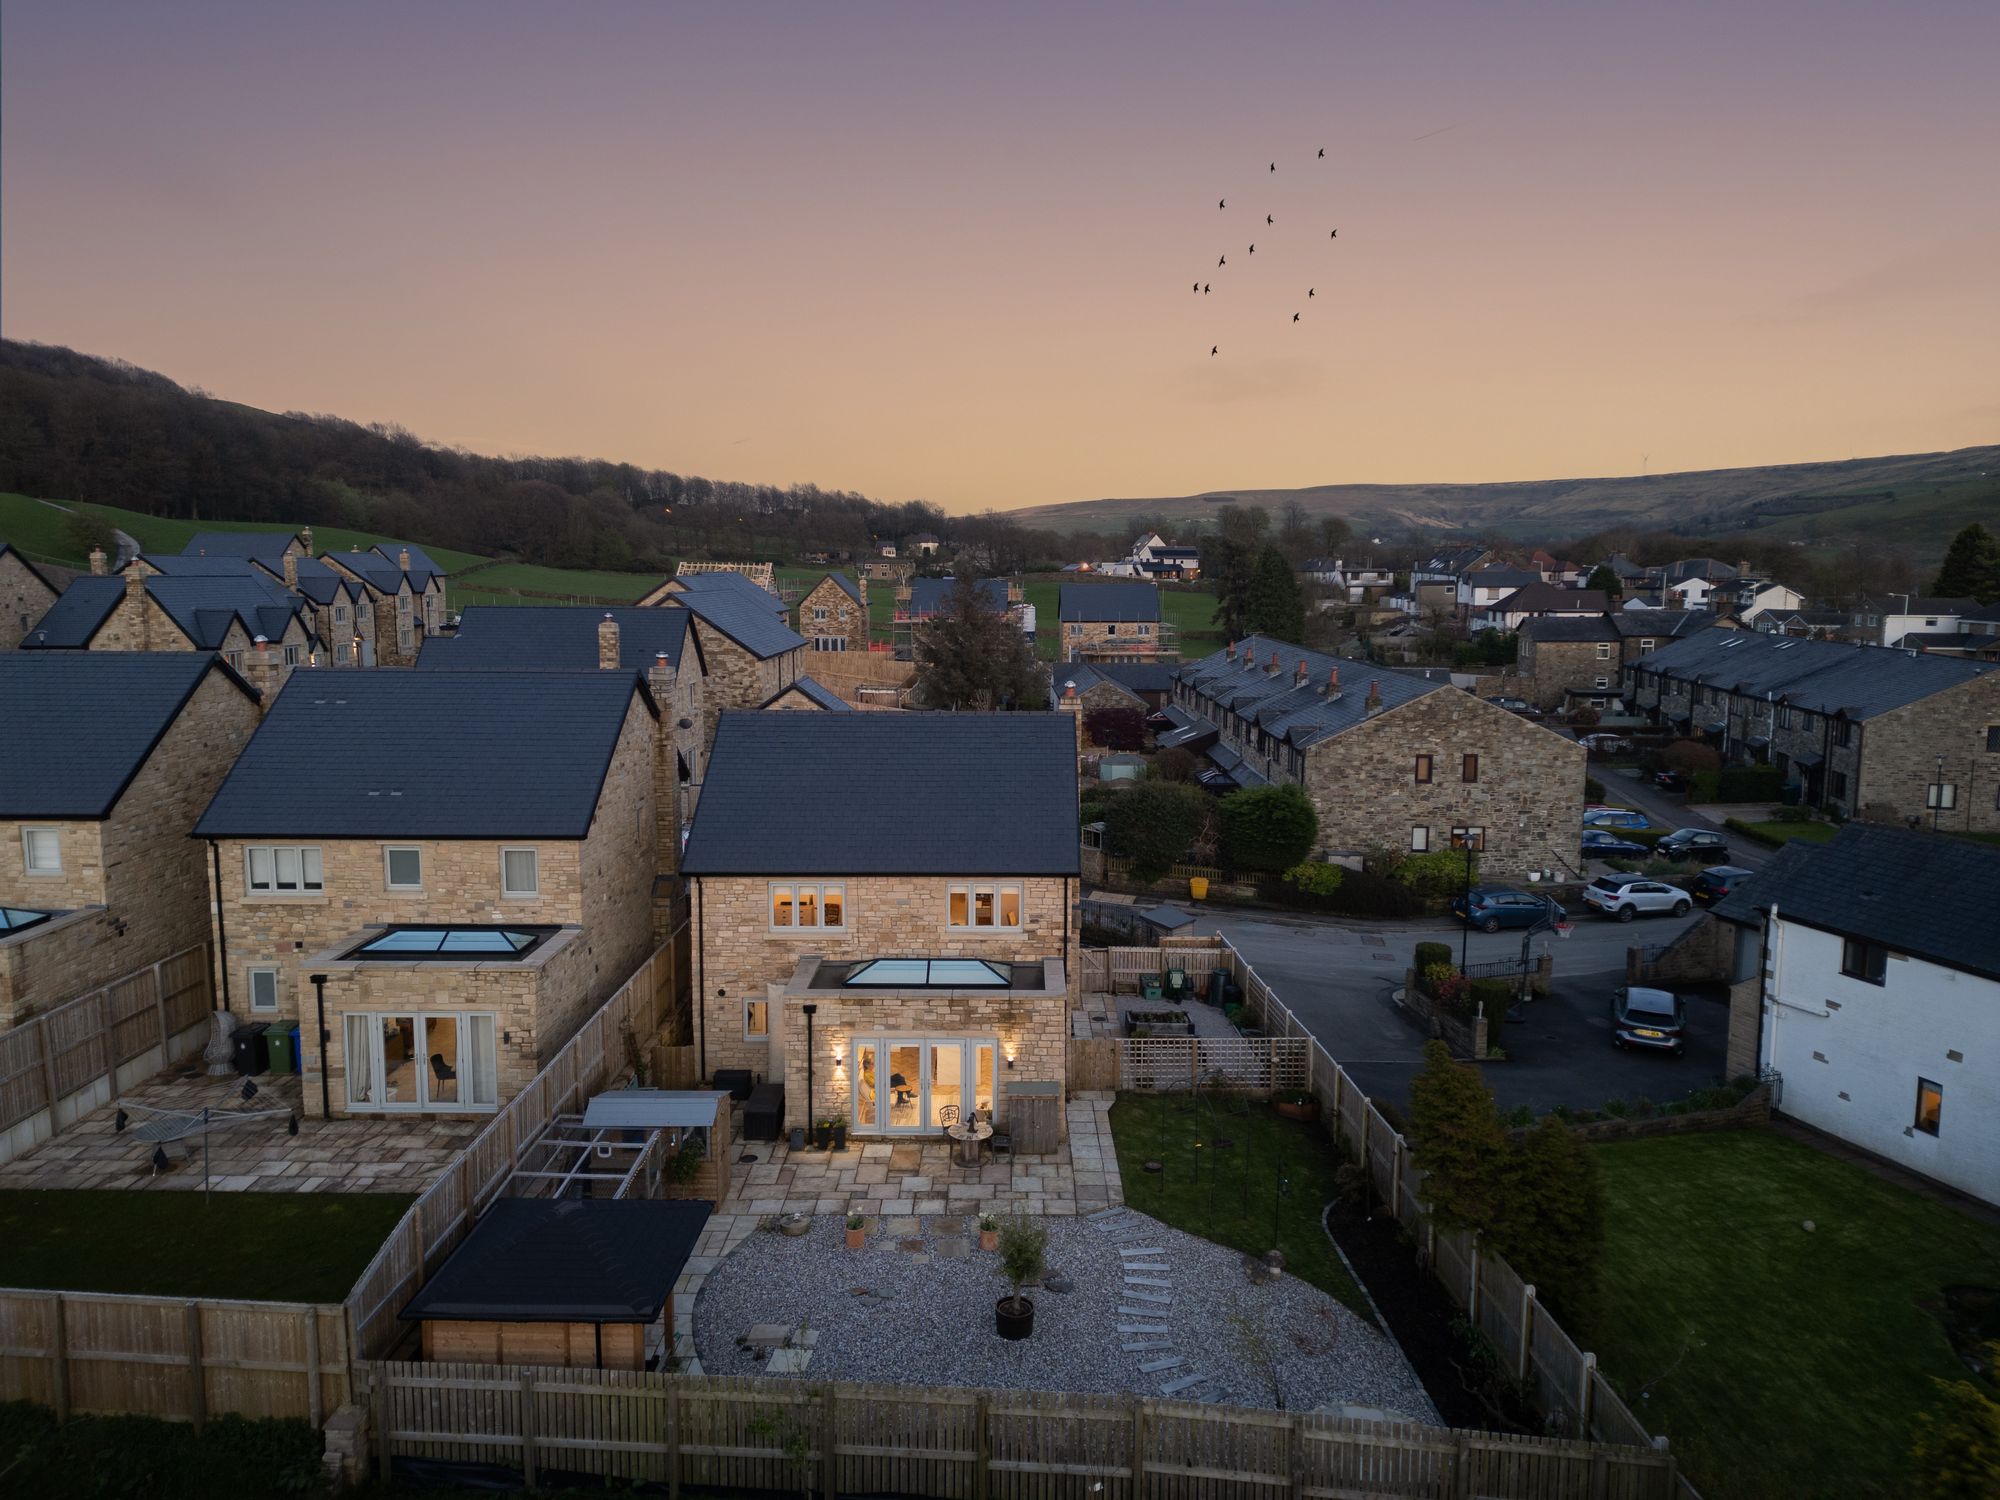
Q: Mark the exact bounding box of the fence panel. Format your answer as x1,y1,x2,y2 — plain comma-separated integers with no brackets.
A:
1068,1037,1120,1092
1531,1311,1588,1437
1477,1254,1525,1375
1589,1372,1656,1450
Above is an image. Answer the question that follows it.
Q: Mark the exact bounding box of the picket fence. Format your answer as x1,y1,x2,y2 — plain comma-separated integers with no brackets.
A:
370,1362,1684,1499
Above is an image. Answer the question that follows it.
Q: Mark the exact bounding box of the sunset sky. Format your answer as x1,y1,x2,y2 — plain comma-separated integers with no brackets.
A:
6,1,1998,513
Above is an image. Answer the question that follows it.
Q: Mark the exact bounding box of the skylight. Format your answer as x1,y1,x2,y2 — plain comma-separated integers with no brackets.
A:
842,958,1012,988
0,907,55,936
345,925,557,961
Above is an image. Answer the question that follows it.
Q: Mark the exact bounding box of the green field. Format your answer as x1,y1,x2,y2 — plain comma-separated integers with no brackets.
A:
0,1189,412,1303
450,561,660,603
1584,1130,2000,1500
1725,817,1842,848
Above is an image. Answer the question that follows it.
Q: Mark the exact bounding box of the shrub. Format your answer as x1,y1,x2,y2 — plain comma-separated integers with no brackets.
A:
1420,962,1460,996
1690,769,1721,802
998,1214,1049,1313
1408,1040,1508,1232
1567,706,1601,727
1103,780,1209,882
1219,783,1319,873
1491,1117,1606,1323
1766,803,1813,823
1658,739,1722,776
1151,746,1198,782
1394,847,1476,899
1269,866,1426,919
1414,940,1454,973
1282,860,1344,896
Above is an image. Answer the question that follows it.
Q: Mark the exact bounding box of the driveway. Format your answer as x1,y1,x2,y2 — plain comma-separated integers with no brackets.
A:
1173,905,1729,1116
1589,763,1771,872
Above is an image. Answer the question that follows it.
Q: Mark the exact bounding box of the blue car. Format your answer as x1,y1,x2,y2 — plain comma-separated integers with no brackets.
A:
1581,829,1648,858
1450,885,1564,933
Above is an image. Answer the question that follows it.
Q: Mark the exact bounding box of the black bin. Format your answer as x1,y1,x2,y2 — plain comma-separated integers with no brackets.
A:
713,1068,755,1101
232,1022,271,1075
742,1083,784,1142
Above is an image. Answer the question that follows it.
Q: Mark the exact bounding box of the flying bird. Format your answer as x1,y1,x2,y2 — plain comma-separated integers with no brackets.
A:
1218,255,1226,266
1249,243,1255,254
1308,288,1315,297
1266,214,1274,225
1193,282,1199,293
1269,162,1276,172
1317,147,1325,157
1203,283,1211,294
1218,198,1225,209
1211,346,1218,356
1293,313,1301,323
1330,229,1338,238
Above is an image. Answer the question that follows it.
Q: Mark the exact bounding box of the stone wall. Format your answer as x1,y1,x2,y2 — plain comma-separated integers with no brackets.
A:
799,577,869,654
1519,636,1619,710
688,621,801,745
1626,913,1734,986
1061,618,1164,660
0,908,120,1025
1725,973,1761,1080
0,551,58,649
1855,672,2000,833
693,874,1074,1084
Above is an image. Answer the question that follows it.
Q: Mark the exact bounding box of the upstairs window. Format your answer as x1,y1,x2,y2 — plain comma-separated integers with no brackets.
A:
21,827,62,876
948,882,1023,930
1413,755,1433,785
246,845,323,894
1461,754,1480,784
1840,937,1888,985
1595,643,1613,660
384,847,423,891
500,848,540,898
770,882,846,931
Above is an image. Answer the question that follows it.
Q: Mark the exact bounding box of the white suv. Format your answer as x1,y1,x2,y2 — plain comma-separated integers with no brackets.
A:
1581,874,1691,922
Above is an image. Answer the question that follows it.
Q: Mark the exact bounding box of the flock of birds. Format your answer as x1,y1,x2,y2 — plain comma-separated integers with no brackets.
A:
1197,148,1338,357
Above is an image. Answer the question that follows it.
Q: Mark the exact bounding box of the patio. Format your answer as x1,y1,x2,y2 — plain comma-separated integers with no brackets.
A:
0,1071,482,1194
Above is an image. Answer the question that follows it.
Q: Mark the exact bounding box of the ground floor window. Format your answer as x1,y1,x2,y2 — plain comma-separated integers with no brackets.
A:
812,636,848,652
851,1036,996,1133
344,1011,497,1112
1914,1078,1943,1136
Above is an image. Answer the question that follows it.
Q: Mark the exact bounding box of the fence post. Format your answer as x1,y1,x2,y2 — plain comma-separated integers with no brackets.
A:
373,1366,391,1482
184,1301,206,1432
153,959,171,1058
1130,1397,1146,1489
1187,1038,1199,1089
305,1311,323,1428
1359,1102,1371,1172
666,1381,682,1500
1286,1410,1303,1500
1467,1232,1482,1321
1330,1065,1344,1130
1390,1135,1404,1216
1517,1284,1536,1384
973,1393,990,1500
48,1294,68,1422
1452,1433,1473,1500
1578,1351,1597,1437
519,1370,538,1488
820,1383,837,1500
38,1018,60,1121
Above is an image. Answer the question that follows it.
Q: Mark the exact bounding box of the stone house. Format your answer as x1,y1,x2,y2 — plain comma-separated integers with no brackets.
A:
1713,826,2000,1206
894,577,1023,658
1625,629,2000,830
137,549,375,668
0,544,60,650
680,713,1079,1139
1516,615,1625,711
1470,583,1609,634
760,677,853,712
1845,595,1984,648
641,572,808,745
1165,636,1587,883
798,572,869,655
194,669,663,1118
319,547,448,665
0,653,261,1027
1058,581,1166,662
1050,662,1147,742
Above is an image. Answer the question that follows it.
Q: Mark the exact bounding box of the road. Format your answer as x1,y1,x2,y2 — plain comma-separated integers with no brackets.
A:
1589,762,1772,872
1172,904,1730,1116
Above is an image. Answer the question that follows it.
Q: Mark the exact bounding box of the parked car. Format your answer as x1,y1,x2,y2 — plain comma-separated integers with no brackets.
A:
1609,986,1688,1056
1653,770,1690,793
1577,733,1635,754
1485,695,1540,718
1656,828,1730,861
1582,806,1652,831
1450,885,1564,933
1692,865,1755,905
1580,874,1691,921
1580,829,1649,858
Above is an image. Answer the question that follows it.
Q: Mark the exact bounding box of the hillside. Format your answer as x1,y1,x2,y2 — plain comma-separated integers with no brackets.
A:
1011,447,2000,558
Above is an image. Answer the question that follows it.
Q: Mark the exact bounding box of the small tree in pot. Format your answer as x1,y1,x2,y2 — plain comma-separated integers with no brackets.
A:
995,1214,1048,1340
978,1213,999,1252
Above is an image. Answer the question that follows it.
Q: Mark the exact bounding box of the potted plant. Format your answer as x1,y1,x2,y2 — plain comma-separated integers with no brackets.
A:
978,1214,999,1252
830,1114,848,1151
1275,1091,1319,1122
845,1214,866,1250
815,1118,833,1150
995,1214,1048,1340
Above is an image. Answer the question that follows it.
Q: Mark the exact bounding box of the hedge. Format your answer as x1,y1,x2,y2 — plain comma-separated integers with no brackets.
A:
1697,764,1785,803
1414,941,1455,974
1264,867,1426,919
1469,977,1513,1049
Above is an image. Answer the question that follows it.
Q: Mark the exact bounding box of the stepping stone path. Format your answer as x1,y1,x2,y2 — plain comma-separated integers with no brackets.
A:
1086,1205,1219,1401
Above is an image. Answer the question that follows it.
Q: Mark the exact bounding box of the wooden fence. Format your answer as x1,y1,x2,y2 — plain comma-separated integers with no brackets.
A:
0,943,212,1166
0,1290,350,1427
1076,946,1227,996
1119,1035,1309,1092
371,1361,1684,1499
344,933,682,1362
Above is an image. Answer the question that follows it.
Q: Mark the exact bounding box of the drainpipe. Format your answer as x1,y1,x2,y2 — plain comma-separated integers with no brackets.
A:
802,1003,817,1133
207,841,232,1012
310,973,332,1120
694,879,707,1081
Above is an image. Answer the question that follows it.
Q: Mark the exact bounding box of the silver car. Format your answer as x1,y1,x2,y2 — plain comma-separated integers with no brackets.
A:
1581,874,1691,922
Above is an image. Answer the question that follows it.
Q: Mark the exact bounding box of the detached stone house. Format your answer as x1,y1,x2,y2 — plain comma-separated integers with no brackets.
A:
680,713,1079,1140
1713,826,2000,1207
195,670,663,1118
1517,609,1717,711
1,545,61,651
1626,629,2000,830
798,572,869,655
23,571,314,697
641,572,809,744
1058,582,1165,662
1470,583,1609,634
0,654,260,1027
1165,636,1587,883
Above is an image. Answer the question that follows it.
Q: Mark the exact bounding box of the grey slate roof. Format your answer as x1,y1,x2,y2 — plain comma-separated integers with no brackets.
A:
764,676,852,711
196,670,654,839
816,571,863,607
1851,595,1980,616
1175,635,1448,749
1662,558,1739,583
21,576,122,647
1052,661,1145,703
1611,610,1715,640
1491,584,1609,615
1091,660,1177,694
139,553,262,577
680,713,1080,875
182,531,301,562
1463,566,1542,590
1059,582,1160,623
416,606,694,673
1711,824,2000,983
1520,614,1620,643
672,575,806,658
1632,629,1993,719
28,573,304,651
0,653,253,818
909,578,1008,617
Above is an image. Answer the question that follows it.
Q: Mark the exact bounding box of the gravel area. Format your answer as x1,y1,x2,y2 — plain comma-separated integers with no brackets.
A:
693,1208,1436,1418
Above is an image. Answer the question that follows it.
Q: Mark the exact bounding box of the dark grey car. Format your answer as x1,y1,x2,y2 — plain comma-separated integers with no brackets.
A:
1610,985,1687,1056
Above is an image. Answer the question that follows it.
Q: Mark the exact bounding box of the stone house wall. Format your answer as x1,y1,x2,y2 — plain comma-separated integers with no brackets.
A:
687,620,800,743
1519,635,1620,710
1855,673,2000,833
692,874,1074,1086
1,551,59,649
1060,618,1161,660
799,577,869,655
0,908,124,1026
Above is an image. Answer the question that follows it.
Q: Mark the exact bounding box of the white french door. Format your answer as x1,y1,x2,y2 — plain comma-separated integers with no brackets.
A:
344,1011,498,1113
851,1037,996,1135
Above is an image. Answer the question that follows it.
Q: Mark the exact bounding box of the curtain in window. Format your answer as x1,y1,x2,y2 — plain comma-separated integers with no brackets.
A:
465,1016,497,1106
345,1014,374,1105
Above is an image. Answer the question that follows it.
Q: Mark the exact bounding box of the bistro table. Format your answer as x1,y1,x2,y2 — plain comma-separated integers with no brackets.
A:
946,1118,993,1167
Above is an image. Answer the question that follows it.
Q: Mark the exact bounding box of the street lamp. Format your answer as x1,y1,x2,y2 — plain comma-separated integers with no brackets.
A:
1452,830,1475,972
1933,754,1945,832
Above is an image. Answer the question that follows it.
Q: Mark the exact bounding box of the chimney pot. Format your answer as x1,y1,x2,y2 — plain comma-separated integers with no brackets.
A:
1266,651,1280,675
1295,659,1308,685
301,526,314,554
1325,666,1340,694
1225,641,1236,660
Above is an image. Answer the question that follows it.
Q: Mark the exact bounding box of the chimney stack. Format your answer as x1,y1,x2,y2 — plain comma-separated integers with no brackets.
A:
598,612,621,670
398,548,412,572
282,551,299,588
123,570,149,649
301,527,314,555
1294,659,1309,686
1225,640,1236,661
1266,650,1280,676
1365,679,1383,716
88,547,108,575
1322,666,1340,696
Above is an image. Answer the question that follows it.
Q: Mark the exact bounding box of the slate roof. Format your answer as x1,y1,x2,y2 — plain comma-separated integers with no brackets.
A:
383,543,446,576
197,670,654,839
764,676,852,711
416,606,695,673
1520,614,1620,643
1632,628,1993,719
814,571,863,607
328,551,438,596
680,713,1080,875
182,531,301,562
1851,595,1981,616
1463,566,1542,591
908,578,1008,617
1059,582,1160,623
1611,610,1715,640
285,557,354,606
1492,584,1608,615
144,575,305,648
1052,660,1145,703
0,653,254,818
672,574,806,658
1662,558,1740,583
138,553,262,577
1091,660,1178,694
1711,824,2000,983
1601,553,1647,578
21,576,122,647
1175,635,1450,750
398,1198,709,1324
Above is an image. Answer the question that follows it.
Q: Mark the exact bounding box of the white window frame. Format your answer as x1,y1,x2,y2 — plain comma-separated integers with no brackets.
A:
245,845,324,894
21,826,63,876
500,847,540,899
1926,783,1957,810
282,644,301,666
343,1010,498,1114
768,881,847,932
1595,643,1613,660
947,881,1024,931
335,642,352,665
1410,826,1430,852
247,966,281,1014
384,846,424,892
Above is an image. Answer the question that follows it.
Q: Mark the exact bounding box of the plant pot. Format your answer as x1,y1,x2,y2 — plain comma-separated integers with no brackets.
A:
814,1125,832,1150
845,1227,865,1250
779,1214,811,1238
995,1295,1034,1340
979,1229,999,1252
832,1125,847,1151
1188,876,1209,901
1276,1097,1319,1122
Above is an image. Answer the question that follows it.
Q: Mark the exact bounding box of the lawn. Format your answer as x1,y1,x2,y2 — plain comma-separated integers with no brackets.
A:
0,1190,412,1303
450,561,660,603
1726,817,1842,848
1584,1130,2000,1500
1107,1091,1370,1320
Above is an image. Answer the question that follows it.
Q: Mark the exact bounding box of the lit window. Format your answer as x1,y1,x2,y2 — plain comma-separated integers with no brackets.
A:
948,882,1024,930
1914,1078,1942,1136
21,827,62,875
745,1000,769,1037
245,845,324,894
1450,826,1485,852
769,882,846,930
500,848,540,898
384,847,423,891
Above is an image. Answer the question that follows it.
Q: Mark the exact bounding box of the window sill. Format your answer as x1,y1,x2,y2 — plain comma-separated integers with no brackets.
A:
243,892,330,904
767,928,848,938
946,926,1025,935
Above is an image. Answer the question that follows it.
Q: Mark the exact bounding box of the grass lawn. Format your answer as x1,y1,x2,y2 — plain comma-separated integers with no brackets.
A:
1729,818,1842,848
446,561,659,603
1584,1130,2000,1500
0,1190,412,1304
1107,1091,1370,1320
